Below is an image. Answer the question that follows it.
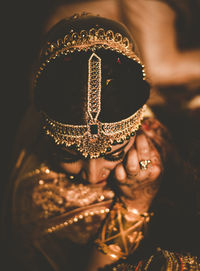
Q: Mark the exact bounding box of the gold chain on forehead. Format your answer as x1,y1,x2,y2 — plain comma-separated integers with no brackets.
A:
37,27,147,158
42,104,146,159
88,53,101,123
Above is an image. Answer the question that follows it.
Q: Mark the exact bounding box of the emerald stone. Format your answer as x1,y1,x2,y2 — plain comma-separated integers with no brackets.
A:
90,124,98,134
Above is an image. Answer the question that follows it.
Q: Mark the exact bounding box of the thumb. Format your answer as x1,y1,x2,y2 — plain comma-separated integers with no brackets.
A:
114,163,127,184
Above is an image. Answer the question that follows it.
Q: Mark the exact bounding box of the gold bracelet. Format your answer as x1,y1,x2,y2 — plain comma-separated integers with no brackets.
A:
95,201,153,260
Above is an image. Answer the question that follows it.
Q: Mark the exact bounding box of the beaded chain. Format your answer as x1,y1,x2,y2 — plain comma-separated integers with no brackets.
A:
45,207,110,234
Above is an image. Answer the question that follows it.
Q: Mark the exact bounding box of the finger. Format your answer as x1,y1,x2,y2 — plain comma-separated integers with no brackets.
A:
136,133,150,162
136,133,152,177
149,163,162,180
136,167,151,182
136,163,159,183
125,148,140,177
151,149,163,168
114,163,127,183
135,133,156,182
136,150,162,183
150,148,163,177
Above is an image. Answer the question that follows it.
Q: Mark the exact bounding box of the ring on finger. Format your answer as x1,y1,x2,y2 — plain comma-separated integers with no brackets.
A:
139,159,151,170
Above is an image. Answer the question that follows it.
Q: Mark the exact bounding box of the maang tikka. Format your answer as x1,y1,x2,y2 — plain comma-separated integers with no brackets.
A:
87,53,102,138
39,27,146,158
42,52,146,158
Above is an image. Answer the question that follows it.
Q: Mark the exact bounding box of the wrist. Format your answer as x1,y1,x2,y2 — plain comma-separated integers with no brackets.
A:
119,195,151,214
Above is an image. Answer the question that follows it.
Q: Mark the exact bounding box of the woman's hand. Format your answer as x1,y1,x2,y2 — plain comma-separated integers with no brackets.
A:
114,118,168,212
94,118,170,262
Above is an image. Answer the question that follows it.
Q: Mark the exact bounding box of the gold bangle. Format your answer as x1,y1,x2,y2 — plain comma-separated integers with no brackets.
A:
95,202,153,260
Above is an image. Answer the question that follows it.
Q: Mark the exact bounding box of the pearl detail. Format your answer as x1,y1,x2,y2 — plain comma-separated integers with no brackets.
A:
45,207,110,234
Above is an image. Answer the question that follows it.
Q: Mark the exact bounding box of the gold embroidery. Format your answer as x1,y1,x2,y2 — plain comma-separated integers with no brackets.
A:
33,176,114,219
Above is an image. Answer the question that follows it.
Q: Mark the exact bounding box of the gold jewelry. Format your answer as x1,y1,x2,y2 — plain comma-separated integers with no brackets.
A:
42,51,146,158
42,105,146,159
107,249,200,271
33,176,114,219
20,163,52,180
180,254,200,270
95,202,153,260
44,207,110,235
35,27,145,81
139,160,151,170
36,25,147,159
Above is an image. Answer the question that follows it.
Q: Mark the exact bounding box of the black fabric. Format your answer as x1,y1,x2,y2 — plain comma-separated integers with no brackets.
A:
35,49,149,124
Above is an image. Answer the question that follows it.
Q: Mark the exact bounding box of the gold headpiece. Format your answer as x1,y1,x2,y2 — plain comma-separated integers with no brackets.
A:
34,27,146,85
42,102,146,159
36,25,147,159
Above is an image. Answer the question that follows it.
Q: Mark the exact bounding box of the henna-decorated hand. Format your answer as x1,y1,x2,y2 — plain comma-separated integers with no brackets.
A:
114,118,169,212
94,118,171,261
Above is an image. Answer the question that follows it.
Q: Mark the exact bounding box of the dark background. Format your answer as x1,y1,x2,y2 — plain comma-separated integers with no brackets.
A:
1,0,56,189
